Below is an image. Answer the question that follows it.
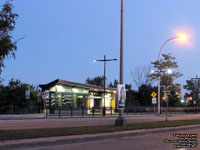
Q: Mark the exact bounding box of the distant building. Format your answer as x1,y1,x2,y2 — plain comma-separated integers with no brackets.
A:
174,84,181,98
39,79,117,112
162,83,182,101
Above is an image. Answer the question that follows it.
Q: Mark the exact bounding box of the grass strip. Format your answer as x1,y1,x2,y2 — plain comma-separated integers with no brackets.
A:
0,119,200,141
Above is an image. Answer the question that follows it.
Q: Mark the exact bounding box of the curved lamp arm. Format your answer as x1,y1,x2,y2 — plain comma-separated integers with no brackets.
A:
158,37,178,62
157,36,178,116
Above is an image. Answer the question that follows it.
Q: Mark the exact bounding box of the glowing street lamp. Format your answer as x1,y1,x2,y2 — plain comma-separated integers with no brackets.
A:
178,33,187,42
93,55,117,116
167,68,173,74
157,33,187,116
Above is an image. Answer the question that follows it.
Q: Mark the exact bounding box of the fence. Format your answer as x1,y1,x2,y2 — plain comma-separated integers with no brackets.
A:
0,106,200,117
0,105,41,114
46,106,200,118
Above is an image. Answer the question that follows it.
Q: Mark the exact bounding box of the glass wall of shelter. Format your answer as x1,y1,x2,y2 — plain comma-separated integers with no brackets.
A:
45,84,116,110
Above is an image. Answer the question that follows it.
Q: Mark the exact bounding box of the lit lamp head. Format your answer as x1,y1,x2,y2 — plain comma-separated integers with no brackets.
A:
167,68,172,74
178,33,187,42
151,70,155,74
93,59,96,63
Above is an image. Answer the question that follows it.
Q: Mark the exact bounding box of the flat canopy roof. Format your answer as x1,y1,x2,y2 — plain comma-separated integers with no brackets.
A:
39,79,117,92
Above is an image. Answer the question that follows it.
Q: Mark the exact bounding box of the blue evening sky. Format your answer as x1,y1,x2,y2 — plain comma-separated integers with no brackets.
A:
1,0,200,90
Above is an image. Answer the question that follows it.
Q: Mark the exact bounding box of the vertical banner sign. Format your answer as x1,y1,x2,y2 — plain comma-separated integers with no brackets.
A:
42,90,49,100
25,90,30,99
117,84,126,109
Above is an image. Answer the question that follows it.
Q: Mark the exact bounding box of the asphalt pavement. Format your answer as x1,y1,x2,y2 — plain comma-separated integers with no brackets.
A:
18,129,200,150
0,114,200,130
0,114,200,150
1,125,199,150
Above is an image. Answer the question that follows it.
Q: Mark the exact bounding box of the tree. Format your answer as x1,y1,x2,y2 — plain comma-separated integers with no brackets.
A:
184,79,198,95
150,53,183,107
184,78,200,107
108,79,119,88
137,84,157,107
0,78,39,107
183,92,193,107
131,65,153,89
168,85,181,107
125,84,140,107
0,1,19,75
151,53,182,82
85,76,105,87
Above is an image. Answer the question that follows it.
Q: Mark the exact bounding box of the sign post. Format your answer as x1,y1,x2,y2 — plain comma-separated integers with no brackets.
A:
25,89,30,113
151,92,157,98
25,90,30,99
42,90,49,118
37,90,42,113
151,92,157,116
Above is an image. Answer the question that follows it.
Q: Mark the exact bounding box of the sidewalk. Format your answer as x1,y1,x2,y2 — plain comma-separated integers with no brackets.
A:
1,124,200,150
0,113,44,120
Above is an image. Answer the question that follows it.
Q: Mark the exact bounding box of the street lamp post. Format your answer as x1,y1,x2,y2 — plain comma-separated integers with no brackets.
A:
93,55,117,116
115,0,127,127
158,37,177,116
157,34,186,115
165,68,173,121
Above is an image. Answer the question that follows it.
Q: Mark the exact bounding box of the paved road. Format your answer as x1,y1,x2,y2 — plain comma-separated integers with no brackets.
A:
16,128,200,150
0,114,200,130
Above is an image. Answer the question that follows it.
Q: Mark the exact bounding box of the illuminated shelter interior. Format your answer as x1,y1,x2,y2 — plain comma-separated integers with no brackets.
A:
39,79,116,110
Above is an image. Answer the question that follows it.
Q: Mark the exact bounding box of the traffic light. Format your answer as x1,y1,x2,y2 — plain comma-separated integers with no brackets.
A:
189,96,193,101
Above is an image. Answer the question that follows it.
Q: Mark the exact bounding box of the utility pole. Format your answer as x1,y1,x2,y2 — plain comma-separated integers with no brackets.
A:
115,0,127,127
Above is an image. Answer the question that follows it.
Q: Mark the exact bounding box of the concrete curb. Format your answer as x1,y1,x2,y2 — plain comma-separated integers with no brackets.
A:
0,124,200,150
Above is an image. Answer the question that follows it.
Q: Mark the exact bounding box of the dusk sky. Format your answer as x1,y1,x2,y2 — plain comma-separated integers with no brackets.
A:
1,0,200,90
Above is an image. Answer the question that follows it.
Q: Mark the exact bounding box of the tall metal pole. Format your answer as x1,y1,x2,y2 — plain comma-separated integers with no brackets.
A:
157,37,178,116
115,0,127,126
165,85,169,121
158,70,161,115
93,56,117,116
197,77,199,113
119,0,124,118
103,55,106,116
